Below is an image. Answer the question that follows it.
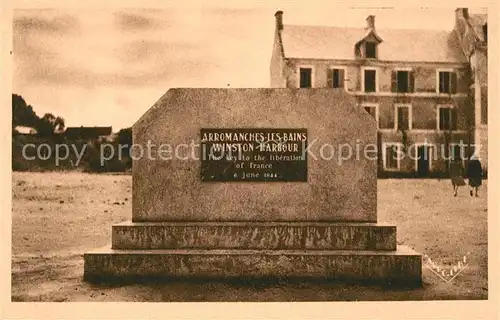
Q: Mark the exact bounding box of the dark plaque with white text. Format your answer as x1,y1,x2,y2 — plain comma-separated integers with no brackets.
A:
200,128,308,182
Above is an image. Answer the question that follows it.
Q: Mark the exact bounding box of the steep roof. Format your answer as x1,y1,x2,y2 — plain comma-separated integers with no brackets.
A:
281,24,467,63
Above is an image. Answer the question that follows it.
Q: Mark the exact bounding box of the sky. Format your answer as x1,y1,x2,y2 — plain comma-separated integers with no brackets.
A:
12,4,488,131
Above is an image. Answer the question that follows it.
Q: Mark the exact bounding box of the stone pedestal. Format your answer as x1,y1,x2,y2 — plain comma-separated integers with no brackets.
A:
84,89,422,286
84,221,421,285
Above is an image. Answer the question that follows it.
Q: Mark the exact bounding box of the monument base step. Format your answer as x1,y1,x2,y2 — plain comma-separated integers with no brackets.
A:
83,246,422,286
112,221,396,250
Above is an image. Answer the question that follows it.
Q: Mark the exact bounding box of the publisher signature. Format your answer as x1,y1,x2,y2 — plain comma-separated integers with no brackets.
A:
422,252,471,283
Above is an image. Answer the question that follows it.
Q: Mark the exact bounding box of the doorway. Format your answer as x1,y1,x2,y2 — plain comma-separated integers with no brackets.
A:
416,145,433,177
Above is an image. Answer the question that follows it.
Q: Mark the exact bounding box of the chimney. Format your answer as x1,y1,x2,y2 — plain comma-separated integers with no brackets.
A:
455,8,469,21
275,10,283,31
463,8,469,19
454,8,469,36
366,15,375,29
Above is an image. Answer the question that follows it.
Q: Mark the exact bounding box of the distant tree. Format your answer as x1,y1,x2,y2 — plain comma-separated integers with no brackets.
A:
35,113,66,137
12,94,65,136
116,127,133,170
117,127,132,149
54,116,65,133
12,94,39,128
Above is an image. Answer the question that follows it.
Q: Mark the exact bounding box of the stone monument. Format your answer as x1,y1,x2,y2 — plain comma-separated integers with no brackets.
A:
84,88,422,286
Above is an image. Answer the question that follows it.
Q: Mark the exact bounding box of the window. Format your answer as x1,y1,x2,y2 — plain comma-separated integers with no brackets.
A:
384,143,402,170
365,42,377,59
364,69,377,92
438,71,457,94
438,107,457,130
395,105,411,130
392,70,414,93
483,24,487,42
299,68,312,88
397,71,409,92
327,68,345,88
363,105,379,128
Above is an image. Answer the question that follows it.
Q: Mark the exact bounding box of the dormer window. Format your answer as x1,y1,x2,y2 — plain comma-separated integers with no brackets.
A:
365,42,377,59
354,17,382,60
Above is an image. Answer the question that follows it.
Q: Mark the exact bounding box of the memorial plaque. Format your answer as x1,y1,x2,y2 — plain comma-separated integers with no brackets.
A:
200,128,308,182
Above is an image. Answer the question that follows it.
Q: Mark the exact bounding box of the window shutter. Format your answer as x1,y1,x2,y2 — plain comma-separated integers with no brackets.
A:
397,108,403,130
450,72,458,94
327,69,333,88
391,71,398,92
404,108,409,129
409,71,415,92
451,108,458,130
339,69,345,88
438,72,443,93
438,108,445,130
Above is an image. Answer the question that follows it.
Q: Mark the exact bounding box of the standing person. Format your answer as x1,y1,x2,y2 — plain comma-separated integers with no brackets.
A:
466,158,483,197
449,157,466,196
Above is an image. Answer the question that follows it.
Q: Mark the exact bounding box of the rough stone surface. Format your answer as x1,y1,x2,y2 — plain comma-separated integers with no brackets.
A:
84,246,421,285
112,221,396,250
132,88,377,222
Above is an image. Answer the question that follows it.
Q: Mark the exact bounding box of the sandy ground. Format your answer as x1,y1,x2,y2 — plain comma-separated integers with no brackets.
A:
11,172,488,301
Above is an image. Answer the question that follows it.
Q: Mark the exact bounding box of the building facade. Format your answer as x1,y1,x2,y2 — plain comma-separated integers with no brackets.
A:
270,9,487,177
